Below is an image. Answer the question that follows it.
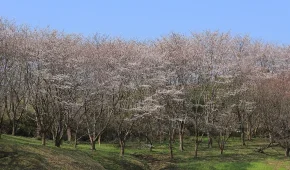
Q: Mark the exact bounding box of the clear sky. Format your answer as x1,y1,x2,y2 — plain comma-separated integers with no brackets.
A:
1,0,290,44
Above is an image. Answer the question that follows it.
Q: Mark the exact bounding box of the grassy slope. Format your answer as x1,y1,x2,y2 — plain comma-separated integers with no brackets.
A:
0,135,106,170
1,135,290,170
0,134,148,170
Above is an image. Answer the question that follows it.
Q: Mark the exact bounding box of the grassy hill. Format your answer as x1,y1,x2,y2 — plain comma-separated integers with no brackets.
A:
0,135,105,170
1,135,290,170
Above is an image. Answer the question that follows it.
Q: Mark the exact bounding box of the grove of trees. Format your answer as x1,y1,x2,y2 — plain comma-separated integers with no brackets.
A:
1,18,290,158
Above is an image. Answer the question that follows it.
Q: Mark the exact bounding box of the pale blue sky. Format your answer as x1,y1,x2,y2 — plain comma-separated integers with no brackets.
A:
1,0,290,44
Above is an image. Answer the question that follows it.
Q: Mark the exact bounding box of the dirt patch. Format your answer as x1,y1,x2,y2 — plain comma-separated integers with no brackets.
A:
133,153,160,163
133,153,177,170
160,165,178,170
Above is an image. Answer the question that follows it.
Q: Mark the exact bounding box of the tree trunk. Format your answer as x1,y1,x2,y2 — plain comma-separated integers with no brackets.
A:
74,133,78,148
0,114,3,139
41,132,46,146
169,136,173,159
253,127,258,137
208,132,212,148
208,137,213,148
74,126,79,148
98,134,101,146
90,139,96,150
194,143,198,157
247,121,252,140
241,132,245,146
179,121,184,151
52,131,56,141
179,132,184,151
248,128,252,141
285,148,290,157
241,123,245,146
55,138,61,147
194,139,199,158
145,135,153,152
120,139,125,156
219,142,224,154
54,133,62,147
194,122,198,158
172,129,176,143
220,148,224,154
158,121,162,144
219,139,225,154
11,119,16,136
67,127,72,142
269,133,274,143
54,115,64,147
36,122,41,140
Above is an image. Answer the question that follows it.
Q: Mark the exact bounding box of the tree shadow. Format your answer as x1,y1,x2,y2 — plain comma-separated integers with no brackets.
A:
0,146,51,170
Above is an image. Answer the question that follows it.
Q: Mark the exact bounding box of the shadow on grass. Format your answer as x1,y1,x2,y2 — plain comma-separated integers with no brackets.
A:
0,148,51,170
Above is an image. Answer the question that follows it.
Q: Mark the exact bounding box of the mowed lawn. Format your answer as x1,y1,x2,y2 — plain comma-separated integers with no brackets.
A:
0,134,290,170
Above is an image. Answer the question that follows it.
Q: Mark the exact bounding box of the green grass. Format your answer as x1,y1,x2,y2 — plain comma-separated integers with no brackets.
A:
0,135,105,170
1,135,290,170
